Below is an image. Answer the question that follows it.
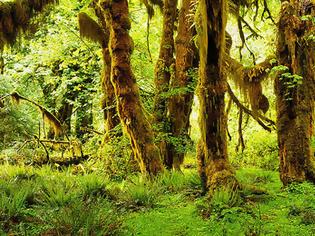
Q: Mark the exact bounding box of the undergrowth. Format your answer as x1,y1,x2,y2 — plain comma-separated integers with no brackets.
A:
1,164,315,235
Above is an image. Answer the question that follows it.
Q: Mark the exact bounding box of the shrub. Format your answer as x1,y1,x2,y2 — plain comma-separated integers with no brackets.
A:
37,177,79,207
229,131,278,170
196,187,243,219
122,176,161,209
43,199,122,235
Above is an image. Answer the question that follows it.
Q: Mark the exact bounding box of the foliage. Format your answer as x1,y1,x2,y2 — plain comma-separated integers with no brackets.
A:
229,131,278,170
156,170,202,195
121,176,161,209
43,198,122,235
0,0,315,235
100,133,136,181
0,180,34,223
196,187,242,219
0,164,123,235
0,79,36,152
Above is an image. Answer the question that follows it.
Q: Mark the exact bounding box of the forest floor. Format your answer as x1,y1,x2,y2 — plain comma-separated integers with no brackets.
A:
123,168,315,236
0,162,315,235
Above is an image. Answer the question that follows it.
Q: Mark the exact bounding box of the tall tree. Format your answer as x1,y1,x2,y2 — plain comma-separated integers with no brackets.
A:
276,0,315,185
197,0,238,193
99,0,163,175
168,0,198,170
153,0,178,167
78,10,120,140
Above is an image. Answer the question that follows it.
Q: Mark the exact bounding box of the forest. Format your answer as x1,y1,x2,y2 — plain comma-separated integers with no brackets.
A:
0,0,314,235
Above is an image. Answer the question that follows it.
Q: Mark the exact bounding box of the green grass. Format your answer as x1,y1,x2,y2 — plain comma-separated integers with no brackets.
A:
0,164,315,235
124,194,210,236
123,168,315,236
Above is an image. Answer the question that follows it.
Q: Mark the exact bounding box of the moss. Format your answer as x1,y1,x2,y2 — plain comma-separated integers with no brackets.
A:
102,0,163,176
9,92,63,136
0,0,59,49
78,12,107,46
226,56,275,113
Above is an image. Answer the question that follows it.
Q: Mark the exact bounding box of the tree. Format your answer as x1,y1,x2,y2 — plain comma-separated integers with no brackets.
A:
275,0,315,185
78,10,120,140
99,0,163,176
197,0,238,193
168,0,198,170
153,0,178,167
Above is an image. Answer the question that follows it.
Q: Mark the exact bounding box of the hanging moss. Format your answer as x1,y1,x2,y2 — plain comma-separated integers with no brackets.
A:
78,12,107,46
147,0,163,12
0,0,59,50
226,56,276,113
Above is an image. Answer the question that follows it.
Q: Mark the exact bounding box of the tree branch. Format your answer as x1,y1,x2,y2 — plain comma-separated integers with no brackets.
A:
227,83,275,132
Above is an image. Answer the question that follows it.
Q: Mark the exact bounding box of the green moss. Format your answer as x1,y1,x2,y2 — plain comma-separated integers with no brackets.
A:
0,0,59,49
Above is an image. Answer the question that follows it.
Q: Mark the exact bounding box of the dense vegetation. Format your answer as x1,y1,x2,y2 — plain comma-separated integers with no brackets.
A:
0,0,314,235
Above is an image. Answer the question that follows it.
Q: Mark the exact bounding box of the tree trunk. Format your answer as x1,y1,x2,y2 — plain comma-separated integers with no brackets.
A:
197,0,238,193
153,0,177,168
101,47,120,138
168,0,198,170
93,4,120,140
276,0,315,185
100,0,163,176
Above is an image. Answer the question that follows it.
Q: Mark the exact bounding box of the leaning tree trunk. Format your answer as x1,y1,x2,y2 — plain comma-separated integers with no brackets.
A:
168,0,198,170
197,0,238,193
153,0,178,168
276,0,315,185
100,0,163,175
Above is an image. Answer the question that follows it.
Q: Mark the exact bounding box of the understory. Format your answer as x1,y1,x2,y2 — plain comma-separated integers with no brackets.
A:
1,157,315,235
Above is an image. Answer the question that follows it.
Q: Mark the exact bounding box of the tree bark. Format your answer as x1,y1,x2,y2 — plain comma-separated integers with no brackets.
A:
168,0,198,170
100,0,163,176
93,2,120,140
101,47,120,138
276,0,315,185
153,0,178,168
197,0,238,193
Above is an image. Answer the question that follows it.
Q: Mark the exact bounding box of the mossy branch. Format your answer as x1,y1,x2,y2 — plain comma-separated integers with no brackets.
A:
9,92,63,136
226,55,276,113
227,83,275,132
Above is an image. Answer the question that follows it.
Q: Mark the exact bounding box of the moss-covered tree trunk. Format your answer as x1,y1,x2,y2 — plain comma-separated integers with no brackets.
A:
276,0,315,185
94,8,120,139
153,0,178,168
168,0,197,170
197,0,238,193
101,0,163,175
100,47,120,138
